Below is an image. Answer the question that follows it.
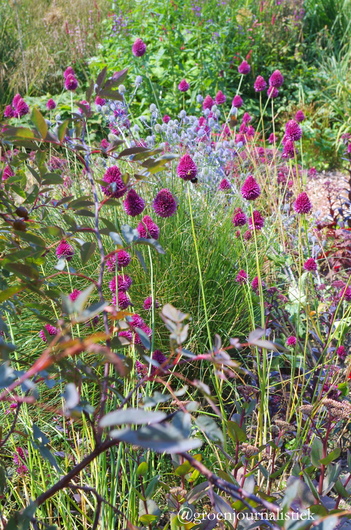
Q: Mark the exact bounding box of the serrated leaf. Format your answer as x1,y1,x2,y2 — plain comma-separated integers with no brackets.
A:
100,408,166,427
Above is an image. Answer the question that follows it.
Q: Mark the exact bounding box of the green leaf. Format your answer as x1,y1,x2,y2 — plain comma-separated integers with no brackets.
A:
5,502,37,530
145,475,160,499
311,437,323,468
135,237,165,254
80,241,96,265
320,447,341,465
74,209,95,218
58,120,69,143
134,327,151,350
136,461,148,476
196,415,224,443
0,465,6,494
31,108,48,139
0,285,23,302
99,408,166,427
3,262,39,280
227,421,247,443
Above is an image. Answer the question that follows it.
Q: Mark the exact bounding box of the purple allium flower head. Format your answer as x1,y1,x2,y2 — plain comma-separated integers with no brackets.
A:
109,274,133,293
285,120,302,141
113,291,132,309
2,165,14,181
12,95,29,118
219,178,231,190
286,336,297,346
123,189,145,216
39,324,58,342
267,86,279,99
243,230,252,240
151,350,167,373
303,258,317,271
268,133,277,144
248,210,265,231
242,112,252,124
293,192,312,214
153,189,177,218
56,240,74,260
282,139,297,159
101,166,126,198
64,66,75,78
238,61,251,74
95,96,106,106
128,314,145,329
241,175,261,200
232,208,247,226
12,94,22,107
46,99,56,110
232,95,243,108
247,125,255,137
295,110,305,122
202,95,214,110
132,38,147,57
235,269,248,284
254,76,267,92
162,115,171,123
336,346,347,360
106,249,131,272
135,360,148,376
308,167,317,178
69,289,81,301
119,330,133,343
339,286,351,302
78,100,91,114
4,105,14,118
64,74,78,91
269,70,284,88
143,296,160,310
137,215,160,239
215,90,226,104
100,139,109,150
251,276,265,292
177,154,198,181
178,79,190,92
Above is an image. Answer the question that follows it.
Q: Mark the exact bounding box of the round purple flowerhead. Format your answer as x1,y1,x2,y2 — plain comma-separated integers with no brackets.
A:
254,76,267,92
56,240,74,261
267,86,279,99
153,189,177,218
293,192,312,214
303,258,317,271
241,175,261,200
242,112,252,124
123,189,145,217
295,110,305,122
2,165,14,182
243,230,252,241
268,133,277,144
64,74,78,91
285,120,302,141
101,166,126,198
178,79,190,92
109,274,133,293
39,324,58,342
339,286,351,302
177,154,197,181
248,210,265,231
4,105,14,118
336,346,347,361
162,115,171,123
269,70,284,88
113,291,132,309
286,336,297,347
132,38,147,57
46,99,56,110
64,67,75,78
215,90,226,104
95,96,106,106
232,208,247,226
202,95,214,110
235,270,248,284
238,61,251,74
251,276,265,292
12,95,29,118
137,215,160,239
143,296,160,310
232,95,243,108
282,139,297,159
69,289,81,301
219,178,231,190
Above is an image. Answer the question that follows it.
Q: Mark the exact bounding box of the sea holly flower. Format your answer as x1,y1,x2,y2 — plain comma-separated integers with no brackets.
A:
178,79,190,92
303,258,317,271
238,60,251,74
269,69,284,88
56,240,74,260
241,175,261,200
254,76,267,92
132,38,147,57
101,166,126,198
177,154,197,181
123,189,145,216
293,192,312,214
153,189,177,218
137,215,160,239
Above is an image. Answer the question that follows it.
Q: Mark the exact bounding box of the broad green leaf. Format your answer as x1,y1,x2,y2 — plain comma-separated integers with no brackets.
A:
80,241,96,265
311,437,323,468
320,447,341,465
31,108,48,139
100,408,166,427
227,420,247,443
136,461,148,476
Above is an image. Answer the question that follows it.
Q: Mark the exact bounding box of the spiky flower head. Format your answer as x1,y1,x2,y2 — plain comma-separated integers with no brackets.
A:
4,105,14,118
137,215,160,239
109,275,133,293
64,66,75,78
69,289,81,301
241,175,261,200
202,95,214,110
101,166,126,198
268,133,277,144
95,96,106,106
286,336,297,346
242,112,252,124
248,210,265,230
336,346,347,360
123,189,145,216
162,115,171,123
39,324,58,342
285,120,302,141
303,258,317,271
56,240,74,261
113,291,132,309
143,296,160,310
132,38,147,57
178,79,190,92
219,178,231,190
243,230,252,240
177,154,197,181
238,61,251,74
46,99,56,110
269,70,284,88
64,74,78,91
254,76,267,92
2,165,14,181
106,250,131,272
251,276,265,292
293,192,312,214
282,139,297,159
151,350,167,372
267,86,279,99
153,189,177,218
13,96,29,118
232,208,247,226
295,110,305,122
235,270,248,284
339,286,351,302
232,95,243,108
215,90,226,104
